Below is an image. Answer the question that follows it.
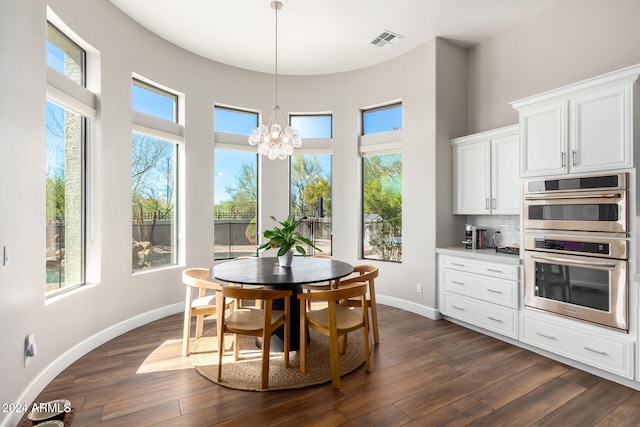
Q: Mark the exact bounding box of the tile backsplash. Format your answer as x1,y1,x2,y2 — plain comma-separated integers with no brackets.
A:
466,215,521,248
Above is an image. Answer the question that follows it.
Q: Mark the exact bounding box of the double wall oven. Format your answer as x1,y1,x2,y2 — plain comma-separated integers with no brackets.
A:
523,173,629,331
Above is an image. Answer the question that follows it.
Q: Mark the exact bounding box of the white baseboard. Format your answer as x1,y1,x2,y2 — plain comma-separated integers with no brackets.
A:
4,303,184,427
376,294,441,320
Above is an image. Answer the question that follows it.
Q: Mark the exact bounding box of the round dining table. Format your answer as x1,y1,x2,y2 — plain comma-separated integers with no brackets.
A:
211,256,353,350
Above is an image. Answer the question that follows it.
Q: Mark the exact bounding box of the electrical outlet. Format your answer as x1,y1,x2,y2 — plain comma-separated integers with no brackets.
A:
416,283,422,293
24,334,37,367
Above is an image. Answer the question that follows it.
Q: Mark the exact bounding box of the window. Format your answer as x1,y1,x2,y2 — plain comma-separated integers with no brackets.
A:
214,106,259,260
214,151,258,259
290,114,332,139
47,23,84,85
290,154,332,255
45,21,88,295
287,114,333,255
132,79,177,122
362,103,402,135
132,79,180,271
360,102,402,262
215,106,259,135
362,153,402,262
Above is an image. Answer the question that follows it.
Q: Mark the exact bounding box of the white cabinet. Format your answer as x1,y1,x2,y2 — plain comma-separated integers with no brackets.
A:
518,101,567,177
570,85,633,173
452,125,519,215
512,65,640,177
439,253,520,339
521,311,634,379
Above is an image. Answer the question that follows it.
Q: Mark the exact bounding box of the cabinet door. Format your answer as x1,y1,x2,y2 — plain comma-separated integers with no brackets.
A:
453,141,490,214
491,133,520,214
570,84,633,173
520,101,567,177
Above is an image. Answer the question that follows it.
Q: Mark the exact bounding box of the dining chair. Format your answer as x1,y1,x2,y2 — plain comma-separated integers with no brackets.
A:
338,264,380,344
216,286,292,389
182,268,230,356
297,282,371,388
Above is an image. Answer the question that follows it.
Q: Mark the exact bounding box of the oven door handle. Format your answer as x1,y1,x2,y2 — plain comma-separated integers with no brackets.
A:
524,193,621,201
530,254,616,268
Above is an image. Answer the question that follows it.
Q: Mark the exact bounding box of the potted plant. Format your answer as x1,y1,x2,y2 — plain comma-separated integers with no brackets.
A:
257,214,321,267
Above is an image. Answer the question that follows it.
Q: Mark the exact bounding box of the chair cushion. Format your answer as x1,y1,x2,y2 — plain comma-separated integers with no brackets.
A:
192,295,216,308
307,306,363,331
226,308,284,332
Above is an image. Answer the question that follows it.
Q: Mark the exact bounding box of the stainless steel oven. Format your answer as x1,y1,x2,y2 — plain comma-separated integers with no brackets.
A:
524,173,628,236
523,173,630,331
523,234,628,330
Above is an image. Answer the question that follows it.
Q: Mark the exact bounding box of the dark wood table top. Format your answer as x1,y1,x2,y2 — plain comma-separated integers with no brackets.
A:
211,256,353,287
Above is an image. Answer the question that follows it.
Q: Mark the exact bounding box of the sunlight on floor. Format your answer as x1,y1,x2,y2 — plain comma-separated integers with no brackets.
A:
135,339,194,374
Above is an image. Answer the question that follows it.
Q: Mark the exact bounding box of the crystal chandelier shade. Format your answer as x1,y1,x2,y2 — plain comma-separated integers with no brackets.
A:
248,1,301,160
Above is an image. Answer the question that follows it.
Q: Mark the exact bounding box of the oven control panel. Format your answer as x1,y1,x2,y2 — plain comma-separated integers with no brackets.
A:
534,238,609,255
524,234,628,260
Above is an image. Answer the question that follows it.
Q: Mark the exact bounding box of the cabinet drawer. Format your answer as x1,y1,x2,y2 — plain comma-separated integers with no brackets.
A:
442,292,518,339
441,255,518,280
442,269,517,308
521,313,633,379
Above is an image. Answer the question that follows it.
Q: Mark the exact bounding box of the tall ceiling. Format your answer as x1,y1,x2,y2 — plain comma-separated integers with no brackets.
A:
109,0,564,76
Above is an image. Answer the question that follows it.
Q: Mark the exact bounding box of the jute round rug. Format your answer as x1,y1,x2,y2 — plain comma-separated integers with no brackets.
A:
190,329,367,391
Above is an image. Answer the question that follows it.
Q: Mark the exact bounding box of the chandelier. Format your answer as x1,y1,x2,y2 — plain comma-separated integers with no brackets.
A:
248,1,302,160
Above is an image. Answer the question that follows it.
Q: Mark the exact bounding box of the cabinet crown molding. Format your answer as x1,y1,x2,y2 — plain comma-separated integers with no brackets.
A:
510,63,640,111
450,124,518,147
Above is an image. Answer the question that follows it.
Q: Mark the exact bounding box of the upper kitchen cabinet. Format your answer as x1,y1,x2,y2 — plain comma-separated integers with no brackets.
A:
452,125,520,215
512,64,640,178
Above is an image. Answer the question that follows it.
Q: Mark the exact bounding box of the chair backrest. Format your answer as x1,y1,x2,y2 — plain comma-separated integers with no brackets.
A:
311,254,335,260
221,286,291,302
182,268,224,291
341,264,378,286
299,282,367,302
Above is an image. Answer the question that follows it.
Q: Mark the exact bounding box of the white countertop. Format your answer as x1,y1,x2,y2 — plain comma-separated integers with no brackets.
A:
436,246,522,265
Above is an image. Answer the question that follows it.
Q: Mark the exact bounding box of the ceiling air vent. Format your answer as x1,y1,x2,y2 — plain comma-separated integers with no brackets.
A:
371,30,405,48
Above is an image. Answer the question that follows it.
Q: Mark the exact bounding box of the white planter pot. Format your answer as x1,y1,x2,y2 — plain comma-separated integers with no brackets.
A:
278,250,294,267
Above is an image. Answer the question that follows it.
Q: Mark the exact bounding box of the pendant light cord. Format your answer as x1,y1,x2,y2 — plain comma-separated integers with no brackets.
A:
274,1,279,107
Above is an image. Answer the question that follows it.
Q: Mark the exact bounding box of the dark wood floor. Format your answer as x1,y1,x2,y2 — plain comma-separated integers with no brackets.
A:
25,305,640,426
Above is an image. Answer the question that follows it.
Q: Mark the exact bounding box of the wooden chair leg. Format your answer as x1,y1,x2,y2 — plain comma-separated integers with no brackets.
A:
233,334,239,361
195,314,205,338
182,287,193,356
329,333,341,388
369,299,379,344
260,330,271,389
363,322,371,372
217,319,224,382
299,299,307,373
182,308,191,356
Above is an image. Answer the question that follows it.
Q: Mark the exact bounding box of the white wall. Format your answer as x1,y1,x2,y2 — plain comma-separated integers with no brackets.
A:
467,0,640,133
0,1,463,423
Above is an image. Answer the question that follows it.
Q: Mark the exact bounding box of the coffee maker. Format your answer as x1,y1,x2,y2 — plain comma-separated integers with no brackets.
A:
463,224,487,250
